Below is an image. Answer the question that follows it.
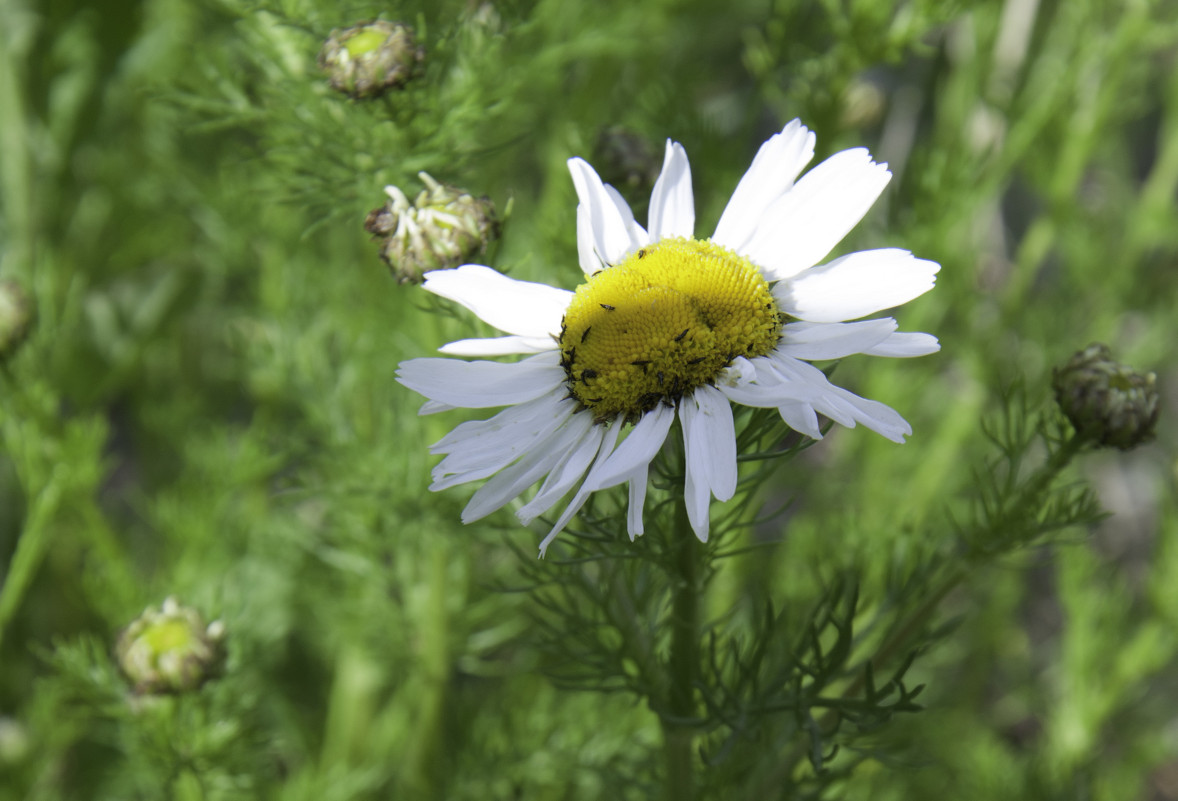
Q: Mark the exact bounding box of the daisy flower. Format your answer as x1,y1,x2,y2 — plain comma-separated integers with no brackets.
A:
397,120,940,555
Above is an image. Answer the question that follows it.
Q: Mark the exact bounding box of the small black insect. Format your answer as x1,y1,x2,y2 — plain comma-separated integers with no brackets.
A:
656,371,665,385
586,396,603,403
581,327,591,343
631,359,651,370
637,249,647,259
687,356,705,365
674,328,688,342
600,303,616,311
581,369,598,383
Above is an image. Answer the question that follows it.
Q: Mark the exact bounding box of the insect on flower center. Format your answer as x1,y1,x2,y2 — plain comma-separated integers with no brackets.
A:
558,237,783,423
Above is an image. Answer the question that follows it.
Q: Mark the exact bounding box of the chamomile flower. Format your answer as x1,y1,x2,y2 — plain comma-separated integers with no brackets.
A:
397,120,940,555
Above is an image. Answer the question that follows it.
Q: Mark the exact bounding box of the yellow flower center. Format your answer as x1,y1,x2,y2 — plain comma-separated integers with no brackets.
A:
559,237,783,423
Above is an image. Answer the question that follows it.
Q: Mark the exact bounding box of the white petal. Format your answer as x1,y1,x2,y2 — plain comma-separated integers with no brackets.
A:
604,184,649,246
430,392,573,488
716,355,758,388
538,418,624,557
587,403,675,490
864,332,941,358
680,407,710,542
680,387,738,542
396,352,562,409
688,387,738,502
713,120,815,252
776,319,897,361
423,265,571,338
777,401,823,439
568,158,647,267
419,400,457,415
626,466,649,540
775,249,940,322
761,351,839,387
576,203,602,275
717,355,828,408
817,387,912,443
516,413,601,524
765,353,912,442
439,335,557,356
461,409,598,522
648,140,695,240
430,395,561,459
742,148,892,282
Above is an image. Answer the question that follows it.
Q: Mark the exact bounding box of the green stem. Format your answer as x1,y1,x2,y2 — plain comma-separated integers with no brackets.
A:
662,501,700,801
0,6,34,277
407,541,450,794
0,467,64,657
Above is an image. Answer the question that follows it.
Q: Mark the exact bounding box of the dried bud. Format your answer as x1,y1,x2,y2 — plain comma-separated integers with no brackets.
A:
365,172,501,284
0,280,34,360
116,597,226,694
1053,344,1159,450
318,20,424,99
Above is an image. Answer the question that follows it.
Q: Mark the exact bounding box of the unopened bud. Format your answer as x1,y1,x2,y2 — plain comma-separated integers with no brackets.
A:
1053,344,1159,450
365,172,501,284
116,597,226,694
840,79,887,129
318,20,424,100
0,280,34,360
593,127,660,201
0,717,30,766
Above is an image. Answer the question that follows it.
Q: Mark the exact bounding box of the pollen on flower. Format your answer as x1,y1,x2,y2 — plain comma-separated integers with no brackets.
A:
559,237,783,423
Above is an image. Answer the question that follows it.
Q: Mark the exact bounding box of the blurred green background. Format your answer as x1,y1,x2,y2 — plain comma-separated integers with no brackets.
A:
1,0,1176,798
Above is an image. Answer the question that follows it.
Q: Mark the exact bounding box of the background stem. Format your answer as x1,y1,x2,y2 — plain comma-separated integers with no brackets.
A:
662,502,701,801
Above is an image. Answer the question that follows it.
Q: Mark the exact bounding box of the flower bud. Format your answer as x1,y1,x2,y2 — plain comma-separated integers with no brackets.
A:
0,717,30,766
593,126,660,200
840,78,887,129
365,172,501,284
318,20,424,100
0,280,34,360
116,597,226,694
1053,344,1159,450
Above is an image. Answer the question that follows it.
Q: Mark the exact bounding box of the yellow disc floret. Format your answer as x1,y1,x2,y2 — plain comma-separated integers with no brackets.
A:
559,237,783,423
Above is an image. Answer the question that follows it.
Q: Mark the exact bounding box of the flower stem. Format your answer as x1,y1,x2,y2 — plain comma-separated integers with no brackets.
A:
662,501,700,801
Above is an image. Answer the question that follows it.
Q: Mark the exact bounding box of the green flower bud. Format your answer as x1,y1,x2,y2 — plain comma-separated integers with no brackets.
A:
116,598,226,694
318,20,424,99
0,280,34,360
840,79,887,129
0,717,30,766
365,172,501,284
1053,344,1160,450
